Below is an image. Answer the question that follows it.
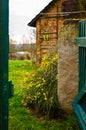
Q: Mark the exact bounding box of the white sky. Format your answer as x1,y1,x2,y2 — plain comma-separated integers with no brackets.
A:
9,0,52,43
10,0,51,19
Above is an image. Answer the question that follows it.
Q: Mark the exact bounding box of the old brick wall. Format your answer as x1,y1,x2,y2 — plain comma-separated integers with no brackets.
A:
36,1,58,65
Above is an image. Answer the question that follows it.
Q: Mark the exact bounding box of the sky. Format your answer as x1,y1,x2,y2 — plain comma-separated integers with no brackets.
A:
9,0,52,43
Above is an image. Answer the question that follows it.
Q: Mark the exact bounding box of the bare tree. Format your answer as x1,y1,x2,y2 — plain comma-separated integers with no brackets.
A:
29,29,36,59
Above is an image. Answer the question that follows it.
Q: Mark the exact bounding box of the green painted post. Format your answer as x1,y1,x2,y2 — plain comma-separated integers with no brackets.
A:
72,20,86,130
0,0,9,129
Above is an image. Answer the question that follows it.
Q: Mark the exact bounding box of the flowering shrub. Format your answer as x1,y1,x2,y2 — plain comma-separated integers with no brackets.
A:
23,52,58,117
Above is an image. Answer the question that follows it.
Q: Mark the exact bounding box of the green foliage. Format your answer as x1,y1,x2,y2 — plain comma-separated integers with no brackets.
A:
23,52,59,117
9,60,79,130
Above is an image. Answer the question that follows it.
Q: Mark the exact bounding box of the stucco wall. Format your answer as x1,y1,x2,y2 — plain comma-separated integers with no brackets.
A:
58,22,78,112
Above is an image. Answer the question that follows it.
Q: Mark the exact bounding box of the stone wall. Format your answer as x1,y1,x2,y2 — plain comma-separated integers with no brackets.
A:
58,23,79,112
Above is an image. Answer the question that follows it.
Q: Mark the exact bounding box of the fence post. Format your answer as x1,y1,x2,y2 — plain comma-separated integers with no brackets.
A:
0,0,9,129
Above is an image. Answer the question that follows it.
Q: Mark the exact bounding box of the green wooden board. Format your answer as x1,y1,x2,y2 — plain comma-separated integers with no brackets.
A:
73,20,86,130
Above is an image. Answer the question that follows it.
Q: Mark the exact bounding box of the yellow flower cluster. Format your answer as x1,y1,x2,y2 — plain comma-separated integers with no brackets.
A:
23,52,58,115
40,54,58,70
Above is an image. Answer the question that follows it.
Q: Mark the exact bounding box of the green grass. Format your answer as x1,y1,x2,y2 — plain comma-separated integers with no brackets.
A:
9,60,79,130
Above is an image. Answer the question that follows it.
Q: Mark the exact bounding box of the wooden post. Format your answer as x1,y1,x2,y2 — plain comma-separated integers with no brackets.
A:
0,0,9,129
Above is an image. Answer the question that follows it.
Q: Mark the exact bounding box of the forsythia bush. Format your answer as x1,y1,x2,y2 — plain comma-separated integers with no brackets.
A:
23,52,58,117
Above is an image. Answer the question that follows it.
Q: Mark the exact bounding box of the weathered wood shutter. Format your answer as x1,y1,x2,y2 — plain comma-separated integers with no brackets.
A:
72,20,86,130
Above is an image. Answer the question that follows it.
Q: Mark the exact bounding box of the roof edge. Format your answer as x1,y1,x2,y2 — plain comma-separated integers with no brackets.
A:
28,0,57,27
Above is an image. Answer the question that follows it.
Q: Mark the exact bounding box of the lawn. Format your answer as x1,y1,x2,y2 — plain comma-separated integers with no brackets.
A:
8,60,79,130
